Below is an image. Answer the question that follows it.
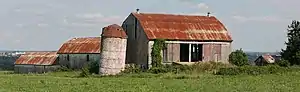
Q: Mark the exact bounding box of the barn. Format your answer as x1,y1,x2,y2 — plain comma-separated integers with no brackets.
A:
122,11,233,68
57,37,100,69
14,52,59,73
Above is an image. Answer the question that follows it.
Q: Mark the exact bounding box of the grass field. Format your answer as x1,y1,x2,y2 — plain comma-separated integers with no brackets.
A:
0,71,299,92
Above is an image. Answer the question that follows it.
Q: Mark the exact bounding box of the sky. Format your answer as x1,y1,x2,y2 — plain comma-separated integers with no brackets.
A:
0,0,299,52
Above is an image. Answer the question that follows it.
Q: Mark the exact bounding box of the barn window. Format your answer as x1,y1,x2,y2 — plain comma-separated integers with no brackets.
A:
67,55,70,61
134,18,138,39
87,55,90,61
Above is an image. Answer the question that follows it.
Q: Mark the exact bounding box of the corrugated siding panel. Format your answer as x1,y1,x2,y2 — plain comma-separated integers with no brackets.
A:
203,44,212,61
172,44,180,62
132,13,232,41
203,44,222,62
57,37,100,54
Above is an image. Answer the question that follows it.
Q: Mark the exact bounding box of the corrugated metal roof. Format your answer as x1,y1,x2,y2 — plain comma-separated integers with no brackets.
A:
57,37,100,54
131,13,232,41
102,24,127,38
262,54,275,63
14,52,58,65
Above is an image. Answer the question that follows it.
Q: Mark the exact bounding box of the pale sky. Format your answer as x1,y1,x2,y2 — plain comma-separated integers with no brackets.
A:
0,0,298,52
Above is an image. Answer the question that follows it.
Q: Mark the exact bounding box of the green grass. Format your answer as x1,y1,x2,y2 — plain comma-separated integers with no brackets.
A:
0,71,299,92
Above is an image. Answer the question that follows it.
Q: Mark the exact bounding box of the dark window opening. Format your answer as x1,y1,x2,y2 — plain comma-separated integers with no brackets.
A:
87,55,90,61
180,44,189,62
191,44,203,62
180,44,203,62
134,19,138,39
67,55,70,61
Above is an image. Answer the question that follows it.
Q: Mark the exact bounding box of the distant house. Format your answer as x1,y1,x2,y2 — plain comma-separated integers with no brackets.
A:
122,11,233,68
254,54,281,66
14,52,59,73
57,37,100,69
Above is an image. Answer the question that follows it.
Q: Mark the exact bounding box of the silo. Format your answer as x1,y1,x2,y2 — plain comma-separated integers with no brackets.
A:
99,24,127,75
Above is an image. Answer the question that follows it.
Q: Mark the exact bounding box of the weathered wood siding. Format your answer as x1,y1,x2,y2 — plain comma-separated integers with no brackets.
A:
14,65,60,74
164,43,180,62
122,14,149,69
58,54,100,69
203,44,222,62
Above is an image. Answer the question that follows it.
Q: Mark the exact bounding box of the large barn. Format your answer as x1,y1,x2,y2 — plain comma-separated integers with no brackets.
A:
57,37,100,69
14,52,59,73
122,11,233,68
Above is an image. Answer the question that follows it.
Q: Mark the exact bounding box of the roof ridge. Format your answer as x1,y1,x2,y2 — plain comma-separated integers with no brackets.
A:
132,12,215,17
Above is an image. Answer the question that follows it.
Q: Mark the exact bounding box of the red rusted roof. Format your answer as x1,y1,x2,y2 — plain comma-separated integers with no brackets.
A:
14,52,58,65
262,54,275,63
102,24,127,38
57,37,100,54
131,13,232,41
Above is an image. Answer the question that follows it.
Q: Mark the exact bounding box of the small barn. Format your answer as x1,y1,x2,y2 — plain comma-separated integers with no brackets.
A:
57,37,100,69
14,52,59,73
254,54,280,66
122,11,233,68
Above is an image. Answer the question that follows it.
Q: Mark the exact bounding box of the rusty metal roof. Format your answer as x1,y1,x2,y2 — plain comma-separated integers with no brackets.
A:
14,52,58,65
262,54,275,63
131,13,232,41
102,24,127,38
57,37,100,54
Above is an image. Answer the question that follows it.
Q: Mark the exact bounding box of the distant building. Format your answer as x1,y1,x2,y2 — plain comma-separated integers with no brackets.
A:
57,37,100,69
14,52,59,73
254,54,281,66
122,11,233,68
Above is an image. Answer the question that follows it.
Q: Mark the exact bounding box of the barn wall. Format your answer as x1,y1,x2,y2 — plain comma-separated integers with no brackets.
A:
221,44,232,63
164,41,231,63
58,54,100,69
163,43,180,62
122,14,149,69
14,65,60,74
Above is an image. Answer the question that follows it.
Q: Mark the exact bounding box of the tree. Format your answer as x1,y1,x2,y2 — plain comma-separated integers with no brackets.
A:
281,20,300,65
229,48,248,66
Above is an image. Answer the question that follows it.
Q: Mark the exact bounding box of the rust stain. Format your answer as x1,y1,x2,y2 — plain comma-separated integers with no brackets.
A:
14,52,57,65
132,13,232,41
57,37,100,54
102,24,127,38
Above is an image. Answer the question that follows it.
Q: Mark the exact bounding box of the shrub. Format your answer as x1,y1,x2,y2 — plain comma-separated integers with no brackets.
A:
79,65,90,77
56,66,72,72
121,64,143,74
229,49,248,66
88,60,99,74
151,39,166,67
216,65,299,75
275,59,290,67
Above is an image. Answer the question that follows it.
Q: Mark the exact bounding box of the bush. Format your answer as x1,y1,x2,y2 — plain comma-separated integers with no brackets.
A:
216,65,299,75
229,49,248,66
121,64,143,74
88,60,99,74
56,66,72,72
276,59,290,67
79,64,90,77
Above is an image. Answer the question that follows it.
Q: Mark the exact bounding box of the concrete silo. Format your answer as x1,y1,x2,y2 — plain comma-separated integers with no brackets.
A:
99,24,127,75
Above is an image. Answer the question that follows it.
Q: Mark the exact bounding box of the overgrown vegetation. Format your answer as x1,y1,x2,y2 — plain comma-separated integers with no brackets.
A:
216,65,300,75
151,39,166,68
88,60,99,74
229,49,248,66
281,20,300,65
123,62,232,74
275,59,290,67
